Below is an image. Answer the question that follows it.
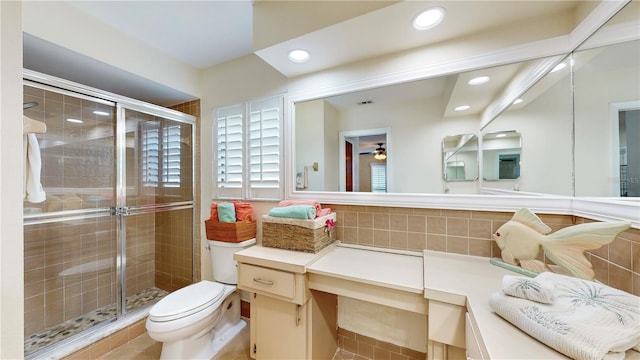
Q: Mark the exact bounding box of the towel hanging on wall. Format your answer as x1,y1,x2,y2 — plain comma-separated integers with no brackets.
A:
24,133,46,203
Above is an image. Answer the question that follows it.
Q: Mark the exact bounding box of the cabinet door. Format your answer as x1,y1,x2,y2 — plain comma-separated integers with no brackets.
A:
254,293,307,360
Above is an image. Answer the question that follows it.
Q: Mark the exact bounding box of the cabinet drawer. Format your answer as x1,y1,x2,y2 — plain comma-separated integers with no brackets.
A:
239,263,296,299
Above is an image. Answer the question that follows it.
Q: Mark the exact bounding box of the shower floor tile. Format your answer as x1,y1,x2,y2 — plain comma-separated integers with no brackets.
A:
24,287,169,357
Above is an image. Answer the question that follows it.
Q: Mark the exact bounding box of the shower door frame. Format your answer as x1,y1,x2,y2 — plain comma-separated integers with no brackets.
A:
22,69,197,356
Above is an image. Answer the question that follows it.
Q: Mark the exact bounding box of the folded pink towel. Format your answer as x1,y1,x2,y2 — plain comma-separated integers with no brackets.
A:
317,208,331,217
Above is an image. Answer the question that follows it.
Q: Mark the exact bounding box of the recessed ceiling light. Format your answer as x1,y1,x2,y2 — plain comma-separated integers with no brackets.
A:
66,118,83,124
551,63,566,73
288,50,310,63
93,110,110,116
513,98,524,105
454,105,470,111
412,7,445,30
468,76,490,86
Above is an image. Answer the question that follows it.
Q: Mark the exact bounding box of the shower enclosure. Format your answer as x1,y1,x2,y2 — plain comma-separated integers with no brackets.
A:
22,72,196,357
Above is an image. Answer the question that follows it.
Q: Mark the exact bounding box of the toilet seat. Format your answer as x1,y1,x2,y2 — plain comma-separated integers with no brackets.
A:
149,281,225,322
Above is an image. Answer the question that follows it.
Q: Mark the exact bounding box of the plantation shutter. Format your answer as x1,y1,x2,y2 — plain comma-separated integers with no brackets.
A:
214,95,283,200
142,125,160,187
162,125,182,187
248,96,282,199
142,122,183,188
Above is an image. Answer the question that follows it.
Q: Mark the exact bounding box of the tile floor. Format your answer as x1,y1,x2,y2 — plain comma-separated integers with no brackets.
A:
25,287,168,357
96,323,252,360
96,324,361,360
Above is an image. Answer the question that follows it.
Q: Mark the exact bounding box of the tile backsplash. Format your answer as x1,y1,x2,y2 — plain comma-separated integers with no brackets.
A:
252,203,639,296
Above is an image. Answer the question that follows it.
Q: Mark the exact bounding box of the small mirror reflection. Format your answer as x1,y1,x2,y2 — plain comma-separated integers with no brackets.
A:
442,134,478,181
482,131,522,181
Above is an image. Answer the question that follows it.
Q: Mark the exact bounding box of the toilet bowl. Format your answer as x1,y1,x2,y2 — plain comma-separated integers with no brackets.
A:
146,238,256,360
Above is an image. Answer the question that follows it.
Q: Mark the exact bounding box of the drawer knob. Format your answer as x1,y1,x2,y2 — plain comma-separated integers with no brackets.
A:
253,278,274,286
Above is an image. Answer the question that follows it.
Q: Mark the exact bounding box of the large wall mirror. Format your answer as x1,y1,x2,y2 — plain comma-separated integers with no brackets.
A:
573,1,639,197
294,58,542,194
288,0,637,225
481,55,573,196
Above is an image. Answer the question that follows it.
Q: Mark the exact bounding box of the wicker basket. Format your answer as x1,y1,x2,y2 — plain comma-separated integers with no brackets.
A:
205,220,256,243
261,213,336,253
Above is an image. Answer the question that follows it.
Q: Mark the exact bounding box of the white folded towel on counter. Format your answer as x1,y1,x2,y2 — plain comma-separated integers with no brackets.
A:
24,133,46,203
490,272,640,360
502,275,556,304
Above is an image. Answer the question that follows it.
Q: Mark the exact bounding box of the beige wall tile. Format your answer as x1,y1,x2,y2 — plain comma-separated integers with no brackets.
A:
609,265,632,294
426,234,446,252
427,217,446,235
374,214,390,229
373,230,390,248
609,238,632,270
358,213,374,229
389,215,408,231
389,231,408,250
447,218,469,237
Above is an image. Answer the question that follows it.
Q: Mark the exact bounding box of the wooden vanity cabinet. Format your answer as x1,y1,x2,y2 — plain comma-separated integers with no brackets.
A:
427,300,467,360
238,263,337,359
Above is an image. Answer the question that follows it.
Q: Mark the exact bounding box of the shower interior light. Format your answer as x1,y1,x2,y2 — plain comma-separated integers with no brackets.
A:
496,133,507,138
66,118,84,124
288,50,310,63
454,105,470,111
412,7,445,30
93,110,110,116
468,76,490,85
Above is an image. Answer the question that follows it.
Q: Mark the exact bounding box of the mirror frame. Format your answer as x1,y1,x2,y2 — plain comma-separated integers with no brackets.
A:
285,0,638,228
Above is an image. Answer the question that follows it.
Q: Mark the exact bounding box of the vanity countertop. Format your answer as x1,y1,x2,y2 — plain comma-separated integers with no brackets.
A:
307,244,423,294
233,242,336,273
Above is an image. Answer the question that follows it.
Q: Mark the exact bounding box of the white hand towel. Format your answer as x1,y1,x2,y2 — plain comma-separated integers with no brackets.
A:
24,133,46,203
502,275,556,304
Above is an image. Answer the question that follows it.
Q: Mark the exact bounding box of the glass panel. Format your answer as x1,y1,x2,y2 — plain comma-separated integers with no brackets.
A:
122,109,194,309
23,85,117,356
124,109,193,204
23,85,116,213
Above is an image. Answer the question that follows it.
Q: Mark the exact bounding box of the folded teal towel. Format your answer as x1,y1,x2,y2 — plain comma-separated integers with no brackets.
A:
269,205,316,220
217,202,236,222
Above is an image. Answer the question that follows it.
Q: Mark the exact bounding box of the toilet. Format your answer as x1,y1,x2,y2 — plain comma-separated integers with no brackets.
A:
146,238,256,360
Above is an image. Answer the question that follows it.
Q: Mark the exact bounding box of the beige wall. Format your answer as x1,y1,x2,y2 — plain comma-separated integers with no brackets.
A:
0,2,25,358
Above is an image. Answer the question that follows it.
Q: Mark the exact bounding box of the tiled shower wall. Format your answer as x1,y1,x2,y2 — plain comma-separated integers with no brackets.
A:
325,204,640,296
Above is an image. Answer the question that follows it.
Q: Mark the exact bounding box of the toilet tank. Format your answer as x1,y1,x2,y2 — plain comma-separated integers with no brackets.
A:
209,238,256,284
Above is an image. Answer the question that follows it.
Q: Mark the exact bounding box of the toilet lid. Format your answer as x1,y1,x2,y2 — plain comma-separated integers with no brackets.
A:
149,281,225,322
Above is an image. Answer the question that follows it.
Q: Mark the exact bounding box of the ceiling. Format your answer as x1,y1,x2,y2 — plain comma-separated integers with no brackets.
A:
23,1,585,107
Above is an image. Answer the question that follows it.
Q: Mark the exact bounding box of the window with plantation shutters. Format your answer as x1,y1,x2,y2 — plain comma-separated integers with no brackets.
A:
371,163,387,193
141,123,182,188
214,95,283,200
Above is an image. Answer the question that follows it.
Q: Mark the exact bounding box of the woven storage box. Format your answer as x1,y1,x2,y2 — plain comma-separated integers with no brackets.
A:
205,220,256,243
261,212,336,253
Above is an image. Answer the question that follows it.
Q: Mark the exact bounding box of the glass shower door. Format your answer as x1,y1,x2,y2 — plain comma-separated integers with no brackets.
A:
118,107,194,312
23,84,118,356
